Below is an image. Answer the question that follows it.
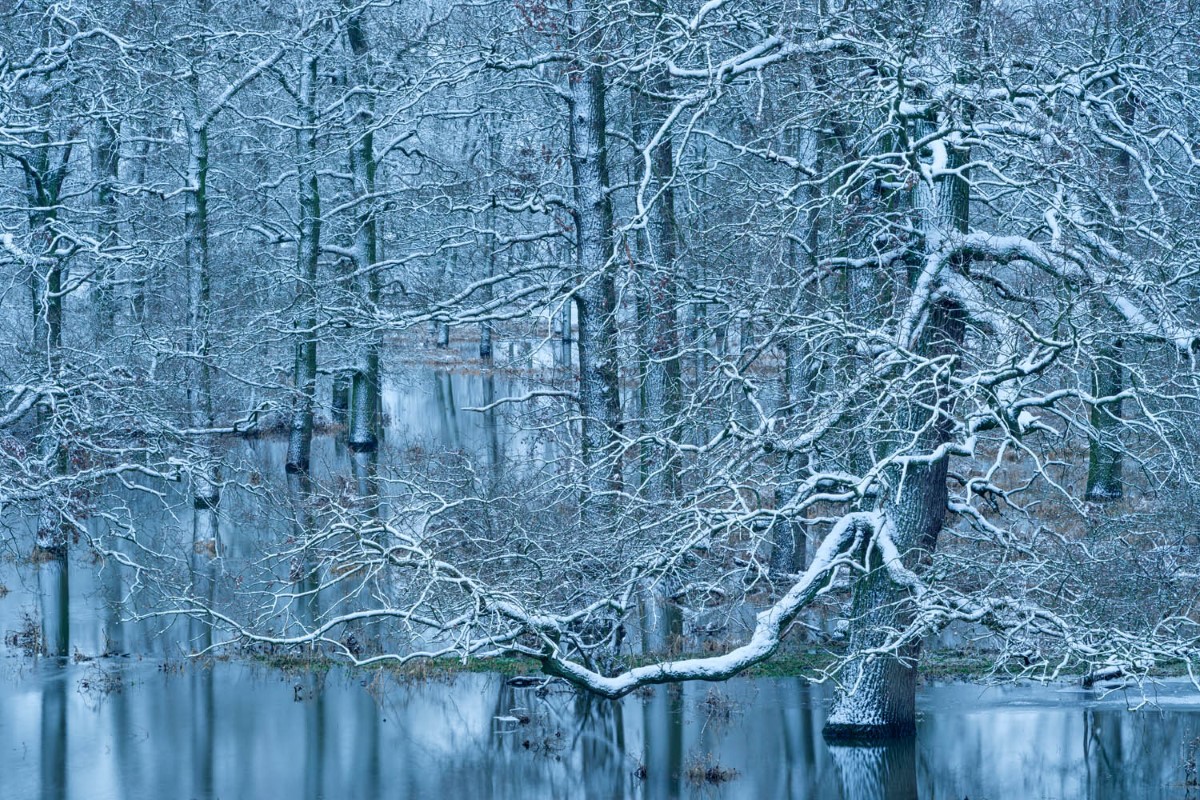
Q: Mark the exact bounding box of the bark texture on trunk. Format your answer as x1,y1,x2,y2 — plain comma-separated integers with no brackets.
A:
770,345,811,577
287,56,321,474
824,132,969,742
185,119,212,432
770,122,821,580
183,104,221,512
1085,87,1133,502
1086,338,1124,501
631,39,681,506
22,136,71,556
480,181,497,361
568,13,622,530
93,117,120,336
346,9,381,453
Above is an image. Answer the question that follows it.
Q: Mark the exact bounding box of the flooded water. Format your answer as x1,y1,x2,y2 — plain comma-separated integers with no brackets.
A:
3,657,1200,800
2,538,1199,800
5,360,1200,799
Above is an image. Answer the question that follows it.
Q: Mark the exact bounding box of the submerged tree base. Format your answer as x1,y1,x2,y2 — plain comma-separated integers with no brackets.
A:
822,720,917,743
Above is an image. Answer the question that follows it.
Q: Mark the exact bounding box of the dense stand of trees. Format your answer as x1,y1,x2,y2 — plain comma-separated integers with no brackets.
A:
4,0,1200,743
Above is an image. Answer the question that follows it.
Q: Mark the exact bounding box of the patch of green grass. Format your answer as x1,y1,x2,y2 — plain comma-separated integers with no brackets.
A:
246,646,1197,686
739,650,838,678
920,652,1019,680
251,652,334,675
249,650,540,679
386,655,540,678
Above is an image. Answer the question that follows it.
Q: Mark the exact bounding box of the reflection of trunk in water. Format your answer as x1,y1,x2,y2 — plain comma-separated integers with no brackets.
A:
1085,708,1127,800
360,679,382,799
573,691,627,797
775,681,821,798
190,659,215,798
482,372,503,480
351,447,380,507
434,371,462,450
642,683,685,798
479,372,505,553
109,656,136,794
828,740,917,800
40,664,67,798
14,653,1200,798
302,670,326,800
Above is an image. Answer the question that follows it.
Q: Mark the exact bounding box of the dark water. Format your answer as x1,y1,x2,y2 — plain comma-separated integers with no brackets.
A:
5,365,1200,799
3,656,1200,800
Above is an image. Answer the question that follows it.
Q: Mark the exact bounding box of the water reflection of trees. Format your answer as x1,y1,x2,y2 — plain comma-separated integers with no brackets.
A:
11,665,1200,798
8,369,1200,799
828,741,916,800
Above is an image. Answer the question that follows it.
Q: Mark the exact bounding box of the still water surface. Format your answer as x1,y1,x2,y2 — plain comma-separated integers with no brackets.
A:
4,364,1200,799
3,656,1200,800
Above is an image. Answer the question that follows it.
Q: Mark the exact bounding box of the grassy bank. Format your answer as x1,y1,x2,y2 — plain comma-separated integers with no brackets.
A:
247,645,1175,686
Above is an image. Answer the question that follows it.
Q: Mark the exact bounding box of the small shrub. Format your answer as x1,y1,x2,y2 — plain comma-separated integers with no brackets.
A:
684,752,738,785
5,609,42,655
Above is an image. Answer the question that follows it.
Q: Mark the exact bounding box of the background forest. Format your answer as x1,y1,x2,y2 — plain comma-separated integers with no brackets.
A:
3,0,1200,745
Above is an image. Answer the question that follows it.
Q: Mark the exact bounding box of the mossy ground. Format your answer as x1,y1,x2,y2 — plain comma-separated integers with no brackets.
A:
246,646,1195,687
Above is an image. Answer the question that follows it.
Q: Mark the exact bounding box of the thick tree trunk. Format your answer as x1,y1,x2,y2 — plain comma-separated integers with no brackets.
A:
184,116,221,512
559,301,572,343
93,117,120,336
287,57,321,474
632,50,682,506
480,184,497,361
286,335,318,473
23,139,71,561
332,372,351,424
568,19,622,529
1085,88,1133,502
185,122,212,431
348,367,378,452
346,9,381,454
131,139,151,325
183,27,220,512
769,233,818,583
479,315,493,361
1086,338,1124,500
769,346,808,576
770,125,821,580
824,135,969,742
188,104,221,633
343,9,388,642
